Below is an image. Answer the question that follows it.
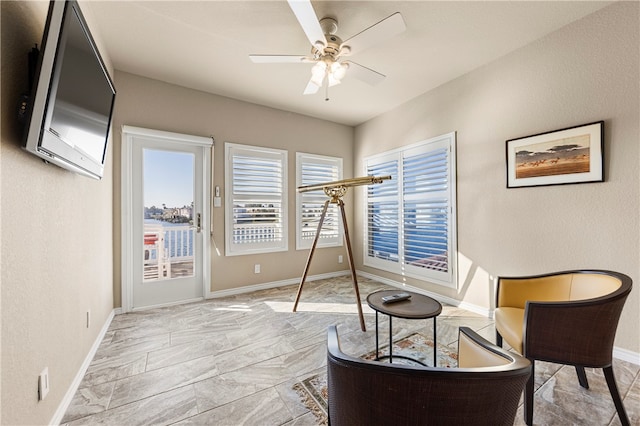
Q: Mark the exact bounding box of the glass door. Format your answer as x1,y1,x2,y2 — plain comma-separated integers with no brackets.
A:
122,126,212,311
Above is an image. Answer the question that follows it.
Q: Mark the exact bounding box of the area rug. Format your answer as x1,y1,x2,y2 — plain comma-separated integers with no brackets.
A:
292,333,459,425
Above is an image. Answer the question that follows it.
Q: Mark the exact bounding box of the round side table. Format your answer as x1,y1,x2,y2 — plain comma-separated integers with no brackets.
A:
366,290,442,366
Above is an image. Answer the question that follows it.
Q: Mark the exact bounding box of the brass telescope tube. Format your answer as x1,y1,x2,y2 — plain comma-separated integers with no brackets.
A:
297,175,391,193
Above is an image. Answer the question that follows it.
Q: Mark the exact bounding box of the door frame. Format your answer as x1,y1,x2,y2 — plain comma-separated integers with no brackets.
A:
121,125,213,313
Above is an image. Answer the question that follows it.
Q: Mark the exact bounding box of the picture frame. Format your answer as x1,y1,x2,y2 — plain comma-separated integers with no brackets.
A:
506,121,604,188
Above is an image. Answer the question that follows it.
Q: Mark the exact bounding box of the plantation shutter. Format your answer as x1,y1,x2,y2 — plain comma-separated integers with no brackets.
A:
296,153,342,250
225,143,288,255
366,158,400,263
403,146,449,274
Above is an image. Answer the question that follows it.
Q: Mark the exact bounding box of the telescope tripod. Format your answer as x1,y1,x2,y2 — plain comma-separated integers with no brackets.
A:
292,188,366,331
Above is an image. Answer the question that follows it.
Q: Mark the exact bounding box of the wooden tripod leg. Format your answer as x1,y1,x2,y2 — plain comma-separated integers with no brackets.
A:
293,199,330,312
338,200,366,332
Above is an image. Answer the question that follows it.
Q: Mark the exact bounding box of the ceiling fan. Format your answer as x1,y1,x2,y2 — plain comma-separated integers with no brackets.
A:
249,0,406,99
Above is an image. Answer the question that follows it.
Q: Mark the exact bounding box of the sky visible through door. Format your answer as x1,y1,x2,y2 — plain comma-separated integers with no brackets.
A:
143,149,195,281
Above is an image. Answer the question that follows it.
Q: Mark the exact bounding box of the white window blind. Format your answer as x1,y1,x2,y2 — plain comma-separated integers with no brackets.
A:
403,146,449,273
225,143,288,256
367,159,399,262
296,153,343,250
364,132,457,287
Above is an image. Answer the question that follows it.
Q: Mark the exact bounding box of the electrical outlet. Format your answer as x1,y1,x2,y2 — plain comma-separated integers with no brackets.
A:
38,368,50,400
338,255,344,264
254,264,261,274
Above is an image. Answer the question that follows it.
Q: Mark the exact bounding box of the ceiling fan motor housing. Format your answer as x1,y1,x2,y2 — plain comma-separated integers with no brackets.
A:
312,34,343,60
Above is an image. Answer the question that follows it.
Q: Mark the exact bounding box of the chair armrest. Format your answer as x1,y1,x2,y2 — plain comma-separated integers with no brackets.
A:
327,324,341,355
458,327,512,368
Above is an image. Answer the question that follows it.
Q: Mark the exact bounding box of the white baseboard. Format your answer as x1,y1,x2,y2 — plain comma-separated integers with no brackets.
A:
206,270,350,299
130,297,204,312
613,346,640,365
50,309,116,425
356,270,492,317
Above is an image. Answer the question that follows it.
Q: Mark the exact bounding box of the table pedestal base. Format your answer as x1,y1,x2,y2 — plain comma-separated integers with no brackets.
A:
373,310,438,367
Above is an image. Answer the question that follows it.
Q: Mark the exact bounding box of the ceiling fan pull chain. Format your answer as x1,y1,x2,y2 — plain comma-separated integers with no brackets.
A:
325,81,330,101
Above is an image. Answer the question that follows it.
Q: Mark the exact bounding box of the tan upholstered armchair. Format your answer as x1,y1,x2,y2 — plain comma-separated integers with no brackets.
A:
327,325,531,426
495,269,633,426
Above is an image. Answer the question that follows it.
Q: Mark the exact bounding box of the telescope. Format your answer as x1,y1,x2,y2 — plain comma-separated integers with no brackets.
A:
297,175,391,200
293,174,392,332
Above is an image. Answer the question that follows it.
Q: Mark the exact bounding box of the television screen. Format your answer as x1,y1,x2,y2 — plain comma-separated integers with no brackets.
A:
23,0,116,179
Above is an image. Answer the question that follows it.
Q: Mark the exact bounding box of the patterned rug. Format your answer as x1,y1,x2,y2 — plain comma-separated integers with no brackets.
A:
292,333,459,425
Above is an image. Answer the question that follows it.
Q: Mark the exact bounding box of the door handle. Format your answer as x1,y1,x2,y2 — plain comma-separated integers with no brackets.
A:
196,213,202,233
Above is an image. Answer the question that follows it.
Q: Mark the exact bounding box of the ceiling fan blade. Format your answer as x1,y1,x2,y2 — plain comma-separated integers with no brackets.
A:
341,12,406,56
249,55,313,63
345,61,385,86
287,0,327,48
303,78,321,95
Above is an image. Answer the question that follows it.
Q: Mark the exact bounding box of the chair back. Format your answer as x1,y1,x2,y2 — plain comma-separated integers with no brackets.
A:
568,272,623,300
327,325,531,426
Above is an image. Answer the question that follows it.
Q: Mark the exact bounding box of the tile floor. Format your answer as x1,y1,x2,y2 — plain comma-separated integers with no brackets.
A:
62,275,640,425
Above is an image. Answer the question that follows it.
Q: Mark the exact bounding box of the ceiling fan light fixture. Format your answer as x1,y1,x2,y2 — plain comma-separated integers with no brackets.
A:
327,74,340,87
313,60,328,72
331,61,348,80
327,73,341,87
310,61,327,86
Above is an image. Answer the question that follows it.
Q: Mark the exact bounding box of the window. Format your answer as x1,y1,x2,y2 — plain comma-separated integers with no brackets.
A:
225,143,288,255
364,132,457,287
296,153,343,250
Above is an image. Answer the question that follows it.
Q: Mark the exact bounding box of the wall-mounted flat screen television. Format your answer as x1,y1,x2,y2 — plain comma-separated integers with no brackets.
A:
22,0,116,180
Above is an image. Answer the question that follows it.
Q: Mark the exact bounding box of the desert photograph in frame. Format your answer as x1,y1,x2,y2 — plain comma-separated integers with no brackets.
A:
506,121,604,188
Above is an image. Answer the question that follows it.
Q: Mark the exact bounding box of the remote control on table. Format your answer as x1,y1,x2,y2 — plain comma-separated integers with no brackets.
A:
381,293,411,303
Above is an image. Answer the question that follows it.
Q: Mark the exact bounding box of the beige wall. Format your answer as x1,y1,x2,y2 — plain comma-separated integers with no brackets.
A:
1,1,115,424
111,72,354,305
353,2,639,353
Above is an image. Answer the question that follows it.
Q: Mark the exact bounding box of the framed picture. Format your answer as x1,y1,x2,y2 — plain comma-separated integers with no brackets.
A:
506,121,604,188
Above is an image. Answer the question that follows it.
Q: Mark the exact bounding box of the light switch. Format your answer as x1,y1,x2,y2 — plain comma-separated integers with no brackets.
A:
39,368,50,400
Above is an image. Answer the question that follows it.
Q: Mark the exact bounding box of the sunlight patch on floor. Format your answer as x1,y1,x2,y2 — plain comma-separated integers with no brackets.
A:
214,304,252,312
265,301,375,314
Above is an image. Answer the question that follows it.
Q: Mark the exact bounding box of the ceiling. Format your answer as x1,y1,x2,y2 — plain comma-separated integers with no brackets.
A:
85,1,611,127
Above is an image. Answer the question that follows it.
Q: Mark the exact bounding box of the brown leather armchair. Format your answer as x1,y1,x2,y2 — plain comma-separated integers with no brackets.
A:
495,269,633,426
327,325,531,426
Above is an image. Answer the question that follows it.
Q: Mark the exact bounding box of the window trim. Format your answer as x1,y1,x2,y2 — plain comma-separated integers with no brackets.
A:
295,152,344,250
224,142,288,256
363,132,457,288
